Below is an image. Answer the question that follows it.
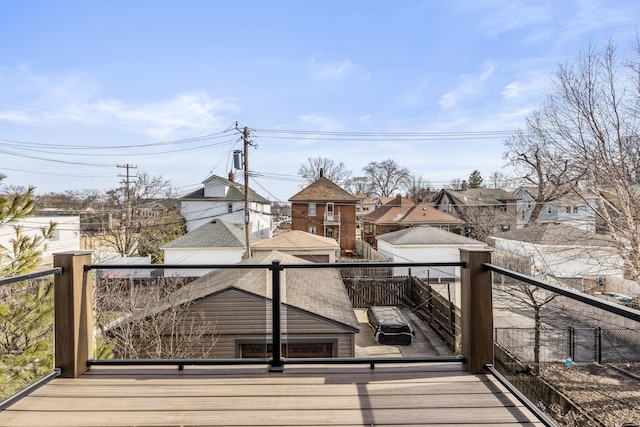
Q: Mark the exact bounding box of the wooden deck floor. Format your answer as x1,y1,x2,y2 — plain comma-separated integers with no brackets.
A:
0,363,545,427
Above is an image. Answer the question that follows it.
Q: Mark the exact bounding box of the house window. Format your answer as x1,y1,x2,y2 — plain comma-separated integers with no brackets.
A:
308,226,316,234
547,205,552,214
326,228,334,238
308,203,316,216
326,202,334,221
499,202,507,212
228,203,233,213
500,224,510,232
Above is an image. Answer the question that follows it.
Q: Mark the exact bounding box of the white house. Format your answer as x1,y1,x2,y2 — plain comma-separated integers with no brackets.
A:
180,173,272,239
490,223,625,282
376,226,487,280
0,216,80,269
161,219,247,277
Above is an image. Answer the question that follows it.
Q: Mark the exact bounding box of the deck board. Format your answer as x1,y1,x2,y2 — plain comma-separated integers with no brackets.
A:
0,363,545,427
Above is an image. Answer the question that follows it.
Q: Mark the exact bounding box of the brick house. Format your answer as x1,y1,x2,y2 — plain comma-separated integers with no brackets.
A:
361,195,464,248
288,170,357,256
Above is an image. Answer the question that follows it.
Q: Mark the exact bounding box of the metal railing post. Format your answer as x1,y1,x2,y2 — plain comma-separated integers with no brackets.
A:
269,260,284,372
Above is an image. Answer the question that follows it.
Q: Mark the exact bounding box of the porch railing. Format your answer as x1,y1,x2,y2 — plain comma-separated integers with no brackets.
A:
45,250,495,377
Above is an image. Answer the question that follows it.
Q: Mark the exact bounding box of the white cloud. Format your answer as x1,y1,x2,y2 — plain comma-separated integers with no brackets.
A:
308,56,359,81
439,64,496,108
298,112,343,132
0,67,239,140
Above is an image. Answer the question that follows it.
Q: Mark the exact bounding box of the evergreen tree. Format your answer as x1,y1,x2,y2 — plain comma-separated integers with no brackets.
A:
0,174,56,399
468,170,483,188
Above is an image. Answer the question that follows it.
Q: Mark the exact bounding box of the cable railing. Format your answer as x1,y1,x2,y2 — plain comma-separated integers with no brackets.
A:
6,250,639,425
0,267,62,410
86,260,467,372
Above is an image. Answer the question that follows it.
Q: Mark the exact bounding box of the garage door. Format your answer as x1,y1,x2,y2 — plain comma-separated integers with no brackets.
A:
240,342,333,358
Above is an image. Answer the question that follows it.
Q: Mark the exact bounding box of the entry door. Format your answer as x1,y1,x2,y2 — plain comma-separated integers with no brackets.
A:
326,202,334,221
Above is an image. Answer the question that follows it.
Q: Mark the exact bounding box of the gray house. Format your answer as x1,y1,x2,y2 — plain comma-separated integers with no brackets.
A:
162,250,360,358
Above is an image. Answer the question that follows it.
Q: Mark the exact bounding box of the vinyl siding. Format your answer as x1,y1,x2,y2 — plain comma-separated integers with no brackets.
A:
183,290,356,358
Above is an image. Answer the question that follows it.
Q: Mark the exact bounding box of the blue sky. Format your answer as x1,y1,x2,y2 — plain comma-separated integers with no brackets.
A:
1,0,639,202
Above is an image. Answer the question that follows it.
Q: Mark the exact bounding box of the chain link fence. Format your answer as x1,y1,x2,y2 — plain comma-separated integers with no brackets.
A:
494,327,640,364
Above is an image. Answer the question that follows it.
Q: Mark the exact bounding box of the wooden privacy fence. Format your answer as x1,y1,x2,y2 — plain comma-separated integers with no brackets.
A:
411,277,460,350
342,274,460,350
344,277,411,308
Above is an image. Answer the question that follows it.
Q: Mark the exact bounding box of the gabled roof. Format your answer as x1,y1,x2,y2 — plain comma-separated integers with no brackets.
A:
251,230,339,250
362,200,464,226
377,226,485,246
514,187,599,204
435,187,518,206
169,250,359,331
181,175,270,204
493,223,612,247
162,219,246,249
289,176,357,203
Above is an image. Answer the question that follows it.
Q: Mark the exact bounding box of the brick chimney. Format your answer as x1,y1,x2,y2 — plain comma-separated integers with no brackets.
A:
395,194,402,205
461,180,468,191
228,171,235,182
319,168,324,178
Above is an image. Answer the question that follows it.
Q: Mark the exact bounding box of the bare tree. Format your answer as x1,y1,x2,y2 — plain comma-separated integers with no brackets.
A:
94,277,218,359
345,176,373,197
504,115,582,226
447,178,462,190
487,171,510,190
362,159,411,198
103,171,176,257
520,39,640,280
405,174,432,203
298,157,352,187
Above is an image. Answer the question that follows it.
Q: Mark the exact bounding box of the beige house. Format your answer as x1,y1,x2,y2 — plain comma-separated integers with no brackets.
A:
251,230,340,262
151,250,360,358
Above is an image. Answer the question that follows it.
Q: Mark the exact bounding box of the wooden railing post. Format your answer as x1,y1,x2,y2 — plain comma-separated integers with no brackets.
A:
54,251,93,378
460,249,493,374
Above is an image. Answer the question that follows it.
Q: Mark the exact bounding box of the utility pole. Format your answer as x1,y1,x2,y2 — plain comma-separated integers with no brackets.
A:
241,126,253,258
117,164,137,255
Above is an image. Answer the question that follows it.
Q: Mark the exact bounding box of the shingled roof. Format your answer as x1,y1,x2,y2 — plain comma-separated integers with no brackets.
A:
162,219,247,249
170,250,360,332
436,187,518,206
181,175,270,204
377,226,485,246
362,197,464,226
494,223,613,247
289,176,357,203
251,230,339,251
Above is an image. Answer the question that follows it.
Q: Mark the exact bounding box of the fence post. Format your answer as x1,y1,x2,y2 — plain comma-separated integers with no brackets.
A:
460,249,493,374
54,251,93,378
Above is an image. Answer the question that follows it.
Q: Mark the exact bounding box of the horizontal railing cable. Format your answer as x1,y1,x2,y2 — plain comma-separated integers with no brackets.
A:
484,263,640,322
485,364,558,427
